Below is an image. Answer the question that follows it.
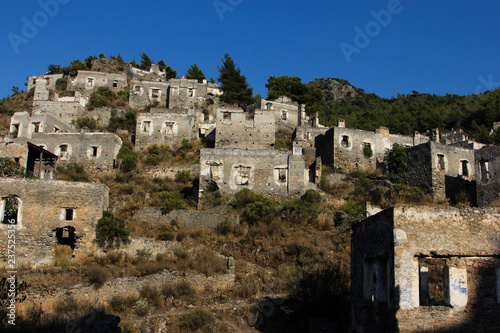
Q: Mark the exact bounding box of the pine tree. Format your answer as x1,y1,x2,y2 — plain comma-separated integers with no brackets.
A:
140,53,153,71
185,64,206,83
217,54,254,108
158,60,177,80
116,53,125,63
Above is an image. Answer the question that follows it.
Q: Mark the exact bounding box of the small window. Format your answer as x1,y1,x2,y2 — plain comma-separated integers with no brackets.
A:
91,146,98,157
65,208,74,221
14,158,20,163
112,80,118,88
236,166,251,185
53,126,60,132
277,168,287,183
143,121,151,132
480,161,490,181
341,135,349,148
281,110,288,121
151,88,161,100
419,258,445,306
32,122,40,133
460,160,469,177
11,123,20,137
59,145,68,158
223,112,231,121
87,78,94,87
437,154,446,170
134,85,142,94
188,88,194,97
164,121,174,134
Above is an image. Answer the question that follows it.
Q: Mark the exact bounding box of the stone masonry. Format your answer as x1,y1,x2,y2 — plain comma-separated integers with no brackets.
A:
351,205,500,333
0,178,109,267
475,145,500,207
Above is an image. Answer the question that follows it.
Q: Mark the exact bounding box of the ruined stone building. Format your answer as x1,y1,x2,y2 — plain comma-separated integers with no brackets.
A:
126,63,166,82
200,107,315,197
135,108,197,150
351,205,500,332
402,141,475,202
314,120,430,172
475,145,500,207
0,178,109,267
29,131,122,173
167,78,222,110
68,71,128,95
10,112,76,139
27,73,64,92
0,141,58,179
252,96,304,130
129,80,170,109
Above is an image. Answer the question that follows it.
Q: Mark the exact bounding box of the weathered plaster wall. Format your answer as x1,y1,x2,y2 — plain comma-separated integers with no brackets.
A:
135,108,197,151
69,71,127,95
30,132,122,173
475,145,500,207
129,80,169,110
9,112,76,139
0,179,109,267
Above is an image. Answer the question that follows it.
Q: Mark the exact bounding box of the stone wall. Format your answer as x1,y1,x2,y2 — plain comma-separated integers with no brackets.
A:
69,71,127,95
32,101,86,124
132,208,239,230
475,145,500,207
139,164,200,180
404,142,475,202
200,148,308,197
254,96,300,130
129,80,169,109
126,63,166,82
215,108,275,149
30,131,122,173
9,112,76,140
351,205,500,333
167,78,222,110
27,74,63,93
0,179,109,267
135,108,197,151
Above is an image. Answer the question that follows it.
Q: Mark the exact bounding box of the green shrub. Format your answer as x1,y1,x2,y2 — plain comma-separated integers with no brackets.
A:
363,143,373,158
56,163,90,182
0,157,26,178
160,191,189,213
75,117,97,130
393,183,424,203
180,139,193,151
242,197,276,225
353,175,374,198
300,189,322,204
174,170,192,183
55,78,67,91
86,266,109,288
109,295,138,312
385,143,410,180
180,309,213,330
95,211,130,249
117,146,138,172
58,90,75,97
232,188,261,208
215,217,233,235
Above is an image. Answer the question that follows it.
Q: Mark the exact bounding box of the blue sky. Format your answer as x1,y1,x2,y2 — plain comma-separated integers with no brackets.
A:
0,0,499,100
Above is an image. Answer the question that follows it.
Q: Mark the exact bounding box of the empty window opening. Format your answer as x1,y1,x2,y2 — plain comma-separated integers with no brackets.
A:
112,80,118,88
341,135,350,148
188,88,194,97
419,258,446,306
236,166,251,185
65,208,74,221
223,112,231,121
1,195,19,225
480,161,490,181
53,126,60,132
11,123,19,137
32,122,40,133
164,121,174,134
56,226,76,249
91,146,98,157
134,85,142,93
14,158,20,163
151,88,161,100
86,78,94,87
143,121,151,132
281,110,288,120
278,168,287,183
59,145,68,158
437,154,446,170
460,160,469,176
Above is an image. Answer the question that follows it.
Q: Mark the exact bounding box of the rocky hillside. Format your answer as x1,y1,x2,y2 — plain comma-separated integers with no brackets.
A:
310,77,362,103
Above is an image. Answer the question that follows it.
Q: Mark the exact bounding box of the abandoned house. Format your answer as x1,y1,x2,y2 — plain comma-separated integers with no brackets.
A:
0,178,109,267
252,96,304,130
10,112,76,139
68,71,128,95
0,141,58,179
167,78,222,110
27,73,64,93
128,80,169,109
475,145,500,207
29,131,122,173
135,108,197,151
351,205,500,332
125,63,166,82
402,141,476,203
312,119,430,173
